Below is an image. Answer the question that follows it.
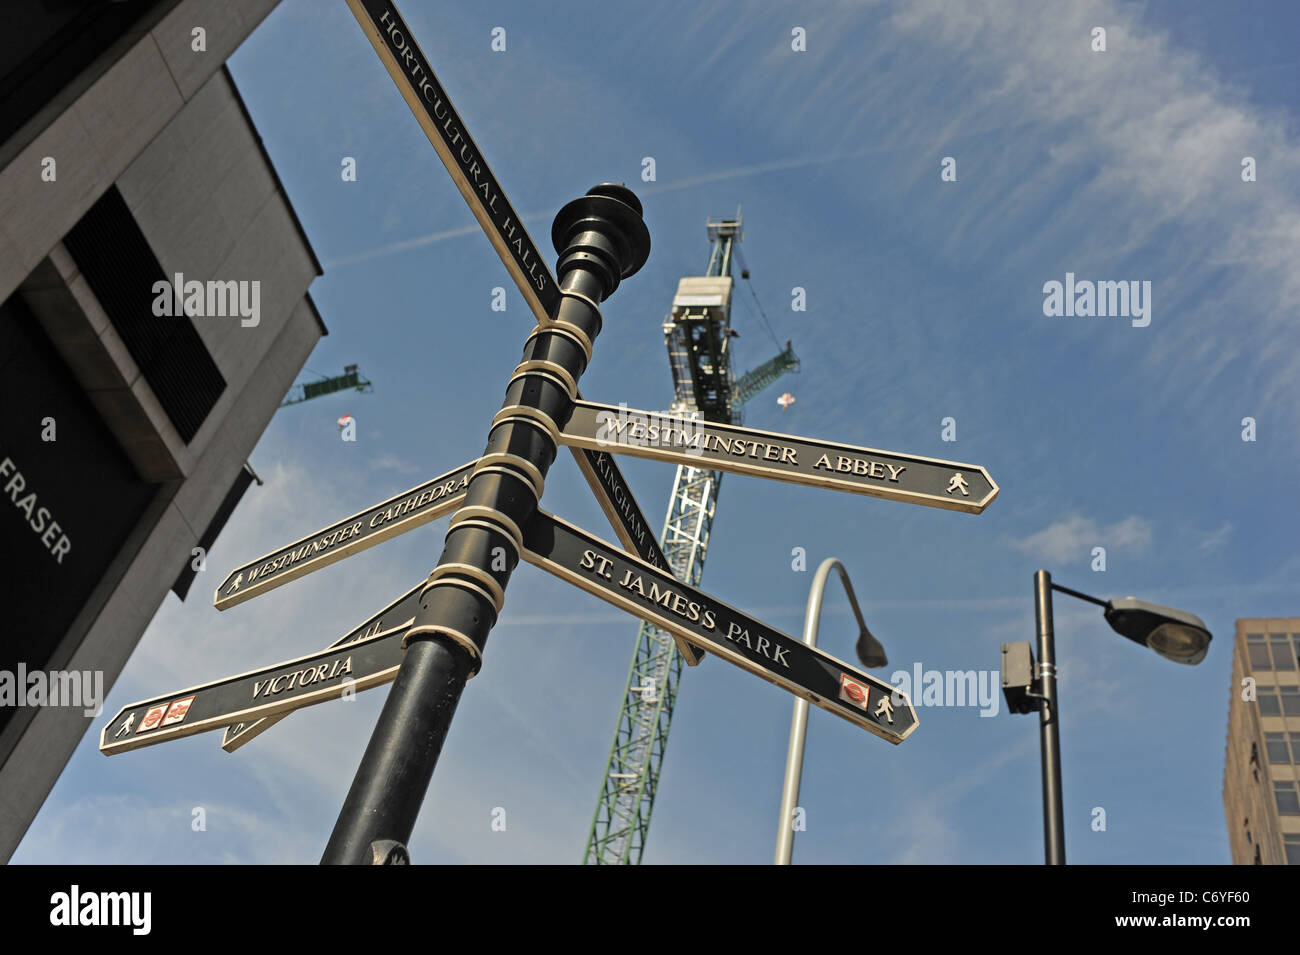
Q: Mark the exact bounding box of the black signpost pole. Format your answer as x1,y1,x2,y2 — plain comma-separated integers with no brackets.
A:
320,184,651,865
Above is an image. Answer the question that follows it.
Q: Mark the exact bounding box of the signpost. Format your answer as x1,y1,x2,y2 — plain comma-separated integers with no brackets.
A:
212,438,688,742
99,0,999,865
214,461,474,610
221,583,424,752
345,0,560,327
521,509,916,743
569,445,705,666
100,622,409,756
559,399,998,514
570,448,669,572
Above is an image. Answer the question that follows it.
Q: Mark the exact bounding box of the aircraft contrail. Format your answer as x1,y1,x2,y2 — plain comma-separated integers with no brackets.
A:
322,148,883,270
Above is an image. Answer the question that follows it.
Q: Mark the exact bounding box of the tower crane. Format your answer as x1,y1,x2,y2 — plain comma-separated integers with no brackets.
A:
279,364,374,408
582,212,799,864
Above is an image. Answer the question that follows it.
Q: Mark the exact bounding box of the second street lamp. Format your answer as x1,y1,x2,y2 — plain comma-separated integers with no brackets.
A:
774,558,887,865
1002,569,1213,865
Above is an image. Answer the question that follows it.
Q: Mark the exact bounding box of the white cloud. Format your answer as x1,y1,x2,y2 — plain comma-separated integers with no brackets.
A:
700,0,1300,441
883,731,1038,864
888,0,1300,433
1009,514,1152,564
1198,520,1235,553
367,453,422,475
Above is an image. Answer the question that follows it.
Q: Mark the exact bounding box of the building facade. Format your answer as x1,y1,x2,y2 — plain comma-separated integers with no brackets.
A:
1223,618,1300,864
0,0,324,859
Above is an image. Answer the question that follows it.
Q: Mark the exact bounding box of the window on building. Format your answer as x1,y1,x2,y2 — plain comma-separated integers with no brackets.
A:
1275,781,1300,815
1285,834,1300,866
1266,732,1291,763
1282,687,1300,717
1248,634,1272,670
1270,635,1297,670
1259,688,1281,716
63,187,226,443
1254,844,1262,864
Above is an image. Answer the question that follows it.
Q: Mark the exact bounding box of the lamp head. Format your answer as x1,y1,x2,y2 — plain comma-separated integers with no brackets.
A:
1103,597,1212,665
855,626,888,669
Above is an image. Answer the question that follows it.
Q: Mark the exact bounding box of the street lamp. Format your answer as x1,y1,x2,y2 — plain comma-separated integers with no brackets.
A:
774,558,886,865
1002,569,1212,865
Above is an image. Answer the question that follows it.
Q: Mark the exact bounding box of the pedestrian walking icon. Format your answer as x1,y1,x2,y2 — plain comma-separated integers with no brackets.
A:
874,696,895,724
114,713,135,737
946,472,970,497
226,572,243,595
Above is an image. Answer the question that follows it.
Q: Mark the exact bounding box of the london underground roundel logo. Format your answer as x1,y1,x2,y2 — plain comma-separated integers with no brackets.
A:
838,673,870,711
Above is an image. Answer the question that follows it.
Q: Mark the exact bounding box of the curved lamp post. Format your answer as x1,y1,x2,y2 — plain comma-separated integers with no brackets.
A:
1003,569,1212,865
774,558,887,865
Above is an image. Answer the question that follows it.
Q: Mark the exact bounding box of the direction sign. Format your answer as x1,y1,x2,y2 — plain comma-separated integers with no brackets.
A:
100,623,410,756
214,460,474,610
346,0,560,327
569,446,704,666
571,448,666,571
520,509,918,743
558,400,998,514
220,583,423,752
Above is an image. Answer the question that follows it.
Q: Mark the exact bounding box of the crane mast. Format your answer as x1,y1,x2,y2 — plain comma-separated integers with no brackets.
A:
582,213,798,864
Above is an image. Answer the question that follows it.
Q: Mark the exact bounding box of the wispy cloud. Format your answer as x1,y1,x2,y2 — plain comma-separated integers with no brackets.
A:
883,0,1300,435
322,147,890,271
685,0,1300,443
1198,520,1235,553
323,221,489,269
883,731,1038,864
1008,514,1152,564
367,453,422,475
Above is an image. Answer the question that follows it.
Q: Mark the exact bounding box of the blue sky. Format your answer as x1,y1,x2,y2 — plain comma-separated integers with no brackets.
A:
16,0,1300,864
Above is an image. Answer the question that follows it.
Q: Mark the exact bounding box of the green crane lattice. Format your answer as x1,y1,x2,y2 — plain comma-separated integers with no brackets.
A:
279,364,374,407
582,213,799,864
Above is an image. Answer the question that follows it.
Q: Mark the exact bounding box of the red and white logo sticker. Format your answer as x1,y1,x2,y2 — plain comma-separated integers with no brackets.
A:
838,673,870,711
162,696,196,727
137,704,168,733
